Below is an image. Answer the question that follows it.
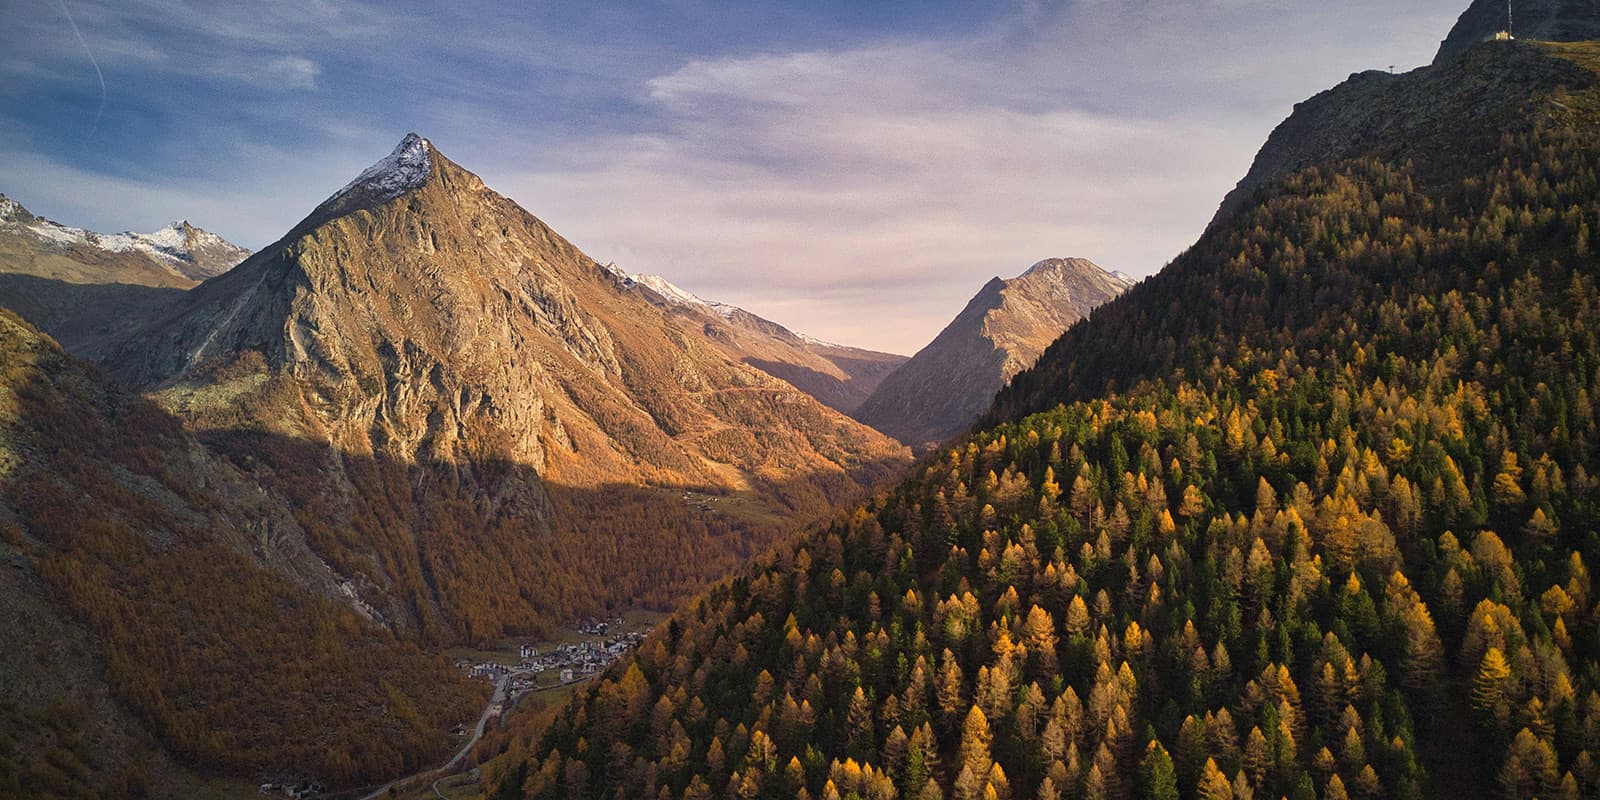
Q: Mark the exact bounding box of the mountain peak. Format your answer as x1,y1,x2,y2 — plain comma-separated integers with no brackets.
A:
853,257,1129,449
1017,256,1118,281
328,132,434,207
1437,0,1600,63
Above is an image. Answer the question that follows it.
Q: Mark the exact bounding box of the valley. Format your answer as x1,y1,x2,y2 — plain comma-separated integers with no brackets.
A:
4,1,1600,799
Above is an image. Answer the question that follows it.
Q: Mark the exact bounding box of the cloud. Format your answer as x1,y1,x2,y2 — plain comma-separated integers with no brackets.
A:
243,55,321,90
478,1,1465,354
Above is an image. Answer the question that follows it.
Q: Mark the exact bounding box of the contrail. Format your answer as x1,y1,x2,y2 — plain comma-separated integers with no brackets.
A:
56,0,107,137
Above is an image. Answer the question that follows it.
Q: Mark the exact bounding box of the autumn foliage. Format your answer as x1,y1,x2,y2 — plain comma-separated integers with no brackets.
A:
497,42,1600,800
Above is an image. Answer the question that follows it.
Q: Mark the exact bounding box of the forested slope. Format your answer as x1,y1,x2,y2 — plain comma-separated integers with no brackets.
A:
0,310,482,796
492,40,1600,800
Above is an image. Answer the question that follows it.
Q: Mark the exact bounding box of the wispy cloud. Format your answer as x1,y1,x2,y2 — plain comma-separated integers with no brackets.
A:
492,1,1463,353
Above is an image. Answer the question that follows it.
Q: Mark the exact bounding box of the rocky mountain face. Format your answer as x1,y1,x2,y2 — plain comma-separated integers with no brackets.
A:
618,269,907,414
90,134,908,643
852,257,1129,450
0,195,250,355
1436,0,1600,63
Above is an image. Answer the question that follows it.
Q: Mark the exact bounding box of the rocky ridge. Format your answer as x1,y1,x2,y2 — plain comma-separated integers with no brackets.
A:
852,257,1129,450
615,268,907,414
1210,38,1594,228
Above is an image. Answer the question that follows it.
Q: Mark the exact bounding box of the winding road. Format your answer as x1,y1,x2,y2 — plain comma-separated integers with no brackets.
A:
355,668,529,800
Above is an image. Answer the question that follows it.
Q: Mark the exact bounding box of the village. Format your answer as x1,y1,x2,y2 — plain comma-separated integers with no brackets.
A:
455,616,653,708
258,617,656,799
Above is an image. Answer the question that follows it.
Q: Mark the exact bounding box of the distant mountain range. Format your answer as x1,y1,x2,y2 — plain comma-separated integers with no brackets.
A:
852,257,1130,450
0,194,248,286
611,267,907,414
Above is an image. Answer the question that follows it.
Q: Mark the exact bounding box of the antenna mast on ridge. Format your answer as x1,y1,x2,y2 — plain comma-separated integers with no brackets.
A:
1496,0,1516,41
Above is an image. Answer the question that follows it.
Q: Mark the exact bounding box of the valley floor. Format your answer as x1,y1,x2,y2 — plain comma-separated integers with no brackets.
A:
338,611,665,800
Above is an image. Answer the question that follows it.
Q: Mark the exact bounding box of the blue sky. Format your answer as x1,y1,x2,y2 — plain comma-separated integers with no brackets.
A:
3,0,1467,354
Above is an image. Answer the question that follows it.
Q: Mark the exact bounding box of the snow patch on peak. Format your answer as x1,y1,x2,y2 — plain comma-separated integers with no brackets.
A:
609,262,852,350
330,133,433,205
9,206,249,277
633,273,712,309
797,331,846,349
608,265,725,314
141,222,190,250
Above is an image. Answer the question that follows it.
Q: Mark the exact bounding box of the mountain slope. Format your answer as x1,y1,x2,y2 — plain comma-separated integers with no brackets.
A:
99,134,909,644
620,269,907,414
0,309,480,794
853,258,1129,450
1209,39,1590,229
1436,0,1600,63
494,38,1600,800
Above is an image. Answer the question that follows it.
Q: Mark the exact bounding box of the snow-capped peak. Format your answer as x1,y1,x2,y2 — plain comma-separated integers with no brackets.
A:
633,273,712,309
797,331,846,349
140,221,192,250
329,133,433,205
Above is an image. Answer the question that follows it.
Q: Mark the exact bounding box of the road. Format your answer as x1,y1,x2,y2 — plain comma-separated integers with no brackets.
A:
355,668,529,800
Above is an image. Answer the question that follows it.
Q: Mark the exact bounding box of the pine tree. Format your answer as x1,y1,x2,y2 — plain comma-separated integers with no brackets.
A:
960,706,994,784
1472,647,1513,719
1498,728,1560,800
1197,758,1234,800
1139,740,1179,800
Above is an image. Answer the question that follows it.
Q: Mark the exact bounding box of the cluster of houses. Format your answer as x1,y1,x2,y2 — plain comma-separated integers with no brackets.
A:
511,628,650,688
454,619,652,700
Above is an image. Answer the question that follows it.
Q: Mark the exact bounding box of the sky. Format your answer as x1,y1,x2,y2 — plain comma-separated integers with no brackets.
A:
1,0,1469,355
